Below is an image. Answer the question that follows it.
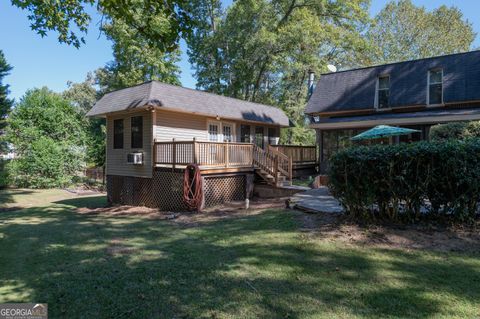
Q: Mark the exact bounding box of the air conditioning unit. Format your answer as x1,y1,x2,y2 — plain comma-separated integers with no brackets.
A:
127,152,143,165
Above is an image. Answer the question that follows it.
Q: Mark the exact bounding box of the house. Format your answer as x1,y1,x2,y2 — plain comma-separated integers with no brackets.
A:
87,81,316,210
305,50,480,172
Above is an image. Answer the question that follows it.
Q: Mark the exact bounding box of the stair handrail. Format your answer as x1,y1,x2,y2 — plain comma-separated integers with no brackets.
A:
253,145,278,185
267,145,292,182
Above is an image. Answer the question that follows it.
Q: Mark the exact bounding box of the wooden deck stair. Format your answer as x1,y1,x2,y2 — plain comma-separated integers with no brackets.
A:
253,145,292,187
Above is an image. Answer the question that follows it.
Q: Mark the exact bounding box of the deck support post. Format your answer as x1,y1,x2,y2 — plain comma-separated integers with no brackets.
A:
193,138,198,164
172,138,176,171
225,142,229,168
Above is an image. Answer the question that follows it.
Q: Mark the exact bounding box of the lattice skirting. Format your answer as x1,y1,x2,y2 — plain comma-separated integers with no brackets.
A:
203,174,246,207
107,171,250,211
151,170,188,211
106,175,152,207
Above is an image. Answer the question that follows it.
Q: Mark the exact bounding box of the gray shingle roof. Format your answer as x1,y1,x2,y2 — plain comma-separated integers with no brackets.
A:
306,50,480,114
87,81,290,126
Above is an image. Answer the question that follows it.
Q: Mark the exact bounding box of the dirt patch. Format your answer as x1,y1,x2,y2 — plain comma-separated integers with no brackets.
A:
76,198,288,225
77,205,167,219
174,198,288,226
298,212,480,253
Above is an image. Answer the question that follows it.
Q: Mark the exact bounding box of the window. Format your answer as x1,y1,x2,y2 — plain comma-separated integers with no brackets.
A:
268,127,277,145
428,69,443,105
240,125,251,143
208,123,219,141
131,116,143,149
255,126,264,148
223,124,233,142
376,75,390,109
113,119,124,149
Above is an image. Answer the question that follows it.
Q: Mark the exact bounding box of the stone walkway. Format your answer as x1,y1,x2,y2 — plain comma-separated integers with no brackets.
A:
291,187,344,214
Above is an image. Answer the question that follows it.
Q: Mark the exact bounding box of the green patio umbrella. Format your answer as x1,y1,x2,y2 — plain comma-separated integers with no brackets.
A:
351,125,421,141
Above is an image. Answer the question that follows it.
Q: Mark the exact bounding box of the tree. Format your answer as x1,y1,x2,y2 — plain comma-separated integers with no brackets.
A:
5,88,87,188
186,0,371,144
63,75,106,170
63,73,98,114
367,0,476,65
10,0,195,51
430,121,480,141
0,50,13,151
96,18,181,92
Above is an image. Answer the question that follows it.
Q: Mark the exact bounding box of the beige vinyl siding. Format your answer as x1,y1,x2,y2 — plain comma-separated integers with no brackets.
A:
155,109,208,141
154,109,281,144
106,110,152,178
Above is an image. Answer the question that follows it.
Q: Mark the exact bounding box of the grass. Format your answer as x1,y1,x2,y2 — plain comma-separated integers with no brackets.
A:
1,189,480,318
292,177,313,188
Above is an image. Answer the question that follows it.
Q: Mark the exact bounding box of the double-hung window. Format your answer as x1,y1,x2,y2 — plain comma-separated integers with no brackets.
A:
131,116,143,149
428,69,443,105
113,119,124,149
376,75,390,109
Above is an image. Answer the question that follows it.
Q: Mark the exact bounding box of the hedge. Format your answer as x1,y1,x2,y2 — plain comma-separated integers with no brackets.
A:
328,139,480,222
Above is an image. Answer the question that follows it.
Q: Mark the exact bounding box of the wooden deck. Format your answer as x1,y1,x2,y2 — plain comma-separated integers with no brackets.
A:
153,140,317,186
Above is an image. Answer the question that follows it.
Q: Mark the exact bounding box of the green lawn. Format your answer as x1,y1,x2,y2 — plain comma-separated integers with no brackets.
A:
1,189,479,318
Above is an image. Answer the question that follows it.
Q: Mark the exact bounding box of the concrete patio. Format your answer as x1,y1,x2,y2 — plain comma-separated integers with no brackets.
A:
291,187,344,214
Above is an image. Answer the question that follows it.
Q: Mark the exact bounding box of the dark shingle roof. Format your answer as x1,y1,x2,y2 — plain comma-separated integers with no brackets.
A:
306,50,480,114
87,81,290,126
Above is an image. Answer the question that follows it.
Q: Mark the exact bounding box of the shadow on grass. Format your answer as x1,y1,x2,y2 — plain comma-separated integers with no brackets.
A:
0,203,479,318
54,195,108,209
0,189,34,206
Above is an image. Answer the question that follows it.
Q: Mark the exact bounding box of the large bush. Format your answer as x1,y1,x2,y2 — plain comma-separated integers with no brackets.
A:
430,121,480,140
5,88,87,188
328,139,480,222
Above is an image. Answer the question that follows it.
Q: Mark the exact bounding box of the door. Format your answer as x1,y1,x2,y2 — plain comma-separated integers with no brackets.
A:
222,123,233,142
255,126,264,149
208,122,220,142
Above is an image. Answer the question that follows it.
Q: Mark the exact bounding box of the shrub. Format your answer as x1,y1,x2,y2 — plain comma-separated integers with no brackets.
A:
4,88,87,188
328,139,480,223
430,120,480,140
7,137,81,188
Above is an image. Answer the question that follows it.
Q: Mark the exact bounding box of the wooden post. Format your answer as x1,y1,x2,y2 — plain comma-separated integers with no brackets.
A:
152,139,156,167
172,138,176,170
274,155,279,186
289,157,293,182
225,141,229,168
193,138,197,164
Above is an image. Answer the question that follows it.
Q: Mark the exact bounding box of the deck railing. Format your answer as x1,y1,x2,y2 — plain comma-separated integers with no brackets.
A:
154,139,254,169
269,145,317,164
154,139,296,186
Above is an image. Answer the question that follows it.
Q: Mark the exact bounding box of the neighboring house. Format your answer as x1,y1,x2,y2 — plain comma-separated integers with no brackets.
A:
305,50,480,171
87,81,316,210
0,130,15,160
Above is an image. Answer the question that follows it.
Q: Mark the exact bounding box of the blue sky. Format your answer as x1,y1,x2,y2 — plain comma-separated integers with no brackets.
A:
1,0,479,101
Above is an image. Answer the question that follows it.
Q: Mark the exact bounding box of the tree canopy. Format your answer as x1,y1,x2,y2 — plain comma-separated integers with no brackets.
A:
10,0,194,51
186,0,371,144
367,0,476,64
96,18,181,92
63,75,106,169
